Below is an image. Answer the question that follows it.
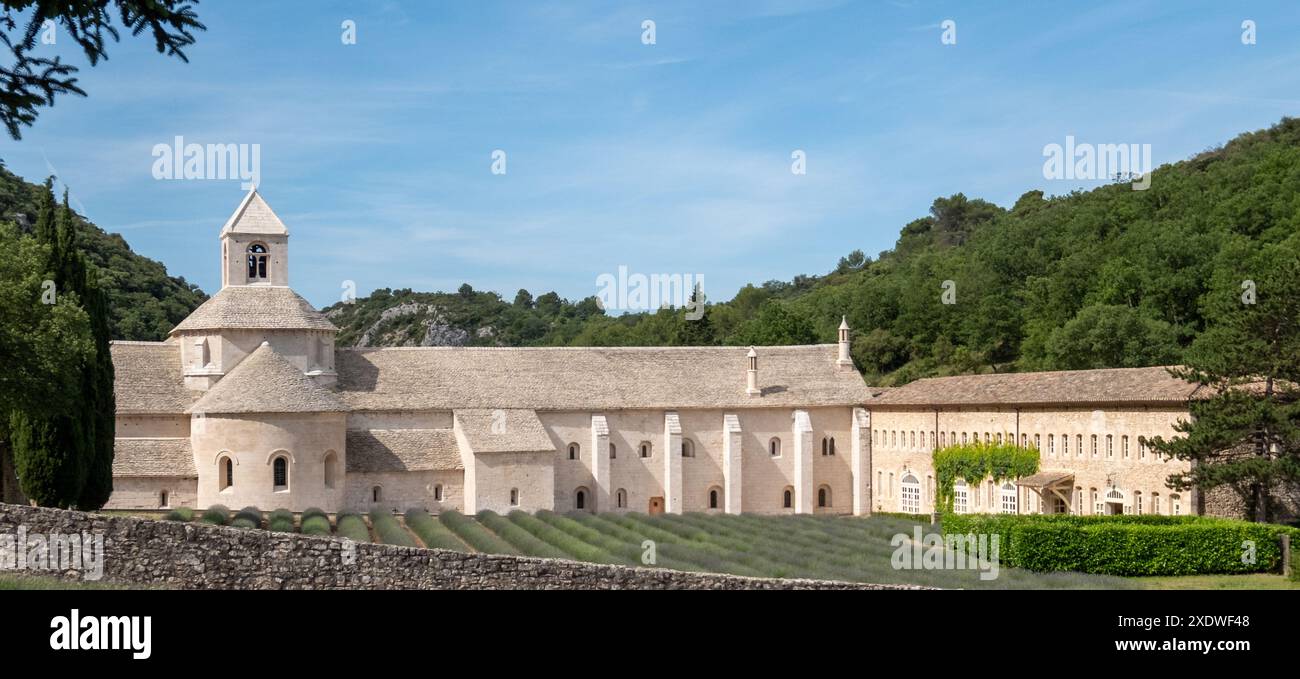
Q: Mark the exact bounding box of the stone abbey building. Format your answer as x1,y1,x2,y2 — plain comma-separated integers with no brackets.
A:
107,189,1218,518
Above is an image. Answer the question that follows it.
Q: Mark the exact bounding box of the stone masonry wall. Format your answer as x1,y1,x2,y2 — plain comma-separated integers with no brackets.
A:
0,503,916,590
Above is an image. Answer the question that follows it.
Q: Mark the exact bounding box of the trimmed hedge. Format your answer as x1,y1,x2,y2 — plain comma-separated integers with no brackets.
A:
302,507,328,523
301,515,332,536
404,509,467,551
438,510,519,554
268,508,295,532
200,505,230,526
234,506,263,528
943,513,1300,576
164,507,193,522
336,513,371,543
369,509,416,547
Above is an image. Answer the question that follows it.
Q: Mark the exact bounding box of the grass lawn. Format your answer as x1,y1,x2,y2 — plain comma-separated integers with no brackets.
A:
1136,573,1300,590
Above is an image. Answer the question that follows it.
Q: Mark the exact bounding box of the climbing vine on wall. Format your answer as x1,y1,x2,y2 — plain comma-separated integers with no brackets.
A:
933,443,1039,512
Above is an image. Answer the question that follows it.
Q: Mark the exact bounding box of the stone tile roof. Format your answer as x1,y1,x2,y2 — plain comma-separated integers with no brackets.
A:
221,188,288,235
345,429,463,472
335,344,873,411
112,438,196,477
455,409,554,453
109,342,197,414
170,285,336,334
869,366,1203,408
187,342,347,414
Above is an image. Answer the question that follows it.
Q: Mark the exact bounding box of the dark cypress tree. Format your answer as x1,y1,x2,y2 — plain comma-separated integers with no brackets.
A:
77,243,116,509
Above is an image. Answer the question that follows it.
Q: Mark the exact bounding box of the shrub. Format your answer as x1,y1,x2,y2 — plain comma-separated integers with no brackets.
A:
336,513,371,542
301,515,332,536
369,509,416,547
302,507,328,523
268,508,295,532
403,509,466,550
201,504,230,526
230,517,258,529
439,510,519,554
234,506,262,528
164,507,193,522
478,510,568,559
942,513,1300,576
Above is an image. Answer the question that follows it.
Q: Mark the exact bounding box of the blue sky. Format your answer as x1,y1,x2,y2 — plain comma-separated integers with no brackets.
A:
3,0,1300,310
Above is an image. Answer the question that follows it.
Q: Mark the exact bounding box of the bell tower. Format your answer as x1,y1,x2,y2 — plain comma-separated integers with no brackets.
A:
220,187,289,288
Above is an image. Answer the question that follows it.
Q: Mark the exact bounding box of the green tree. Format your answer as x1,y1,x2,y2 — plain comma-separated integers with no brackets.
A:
1,0,205,138
1044,304,1180,370
6,184,114,508
1150,243,1300,523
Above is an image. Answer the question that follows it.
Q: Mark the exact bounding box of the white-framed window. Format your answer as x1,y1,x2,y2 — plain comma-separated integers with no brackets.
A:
1033,434,1040,450
953,480,968,514
1106,435,1114,458
1122,435,1129,459
1048,434,1055,457
1152,492,1161,515
1061,434,1068,458
1000,482,1018,514
900,474,921,514
1170,493,1181,515
1076,434,1083,458
1134,490,1142,515
939,431,946,447
1091,435,1098,458
1139,437,1147,460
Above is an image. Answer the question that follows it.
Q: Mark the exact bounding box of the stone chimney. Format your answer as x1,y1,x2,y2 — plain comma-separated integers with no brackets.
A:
837,315,853,369
747,347,761,396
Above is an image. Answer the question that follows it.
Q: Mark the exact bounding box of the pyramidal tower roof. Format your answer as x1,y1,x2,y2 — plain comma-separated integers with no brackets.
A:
221,187,288,236
187,342,346,414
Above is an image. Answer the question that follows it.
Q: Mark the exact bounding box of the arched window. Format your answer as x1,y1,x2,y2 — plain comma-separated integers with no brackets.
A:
1122,435,1130,459
821,436,836,456
159,490,169,509
769,437,781,457
323,451,338,489
1000,483,1018,514
219,456,234,490
616,488,627,509
1169,493,1181,516
246,242,269,281
783,487,793,509
1076,434,1083,457
510,488,519,506
1048,434,1055,456
900,473,921,514
639,442,650,458
1090,435,1098,457
567,443,579,460
1134,490,1143,515
817,485,831,508
709,488,720,509
434,484,443,502
939,432,946,447
1151,492,1161,514
372,485,383,503
829,437,836,456
609,442,616,459
1106,435,1114,458
681,439,695,458
1061,434,1068,457
272,455,289,491
575,487,588,510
